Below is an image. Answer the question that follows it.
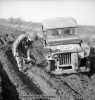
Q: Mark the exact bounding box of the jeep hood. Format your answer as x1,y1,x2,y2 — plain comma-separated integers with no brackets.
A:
49,44,83,53
47,36,81,46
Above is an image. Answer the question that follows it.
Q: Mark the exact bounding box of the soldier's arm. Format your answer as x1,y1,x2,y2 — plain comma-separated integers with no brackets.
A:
27,49,31,60
12,34,26,57
12,38,20,57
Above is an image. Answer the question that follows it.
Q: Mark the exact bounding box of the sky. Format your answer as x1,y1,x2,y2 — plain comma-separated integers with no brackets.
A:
0,0,95,25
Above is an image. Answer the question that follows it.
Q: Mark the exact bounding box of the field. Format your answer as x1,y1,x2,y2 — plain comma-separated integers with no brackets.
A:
0,18,95,100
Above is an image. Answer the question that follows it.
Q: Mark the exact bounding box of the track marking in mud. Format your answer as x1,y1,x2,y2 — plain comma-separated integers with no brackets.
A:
0,50,42,100
6,50,44,95
25,69,62,100
4,48,62,100
24,67,82,100
1,44,95,100
59,75,82,94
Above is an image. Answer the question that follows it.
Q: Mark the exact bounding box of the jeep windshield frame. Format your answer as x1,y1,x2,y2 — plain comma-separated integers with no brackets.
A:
45,27,77,39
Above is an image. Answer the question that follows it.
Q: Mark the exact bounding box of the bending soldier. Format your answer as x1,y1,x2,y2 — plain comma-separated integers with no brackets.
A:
12,32,37,71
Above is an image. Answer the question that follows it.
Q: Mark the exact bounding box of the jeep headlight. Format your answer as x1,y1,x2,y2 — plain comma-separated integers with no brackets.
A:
52,54,59,59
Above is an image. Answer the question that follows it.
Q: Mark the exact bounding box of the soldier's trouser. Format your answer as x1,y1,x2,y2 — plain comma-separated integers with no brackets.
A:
15,56,23,70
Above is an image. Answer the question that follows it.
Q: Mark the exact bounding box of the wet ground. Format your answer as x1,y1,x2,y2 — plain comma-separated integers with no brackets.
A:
0,24,95,100
0,41,95,100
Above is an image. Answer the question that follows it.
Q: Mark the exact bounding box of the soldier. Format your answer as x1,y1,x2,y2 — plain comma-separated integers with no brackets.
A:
12,32,37,71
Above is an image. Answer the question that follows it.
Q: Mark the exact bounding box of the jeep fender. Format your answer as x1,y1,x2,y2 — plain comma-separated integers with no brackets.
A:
81,42,90,57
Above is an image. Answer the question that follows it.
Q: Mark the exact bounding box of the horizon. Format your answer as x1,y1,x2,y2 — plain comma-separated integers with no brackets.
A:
0,0,95,26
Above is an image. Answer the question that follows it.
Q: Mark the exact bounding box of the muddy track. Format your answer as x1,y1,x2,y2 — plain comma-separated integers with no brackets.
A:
0,44,75,100
0,45,95,100
0,45,65,100
27,66,95,100
5,46,61,100
0,46,45,100
25,67,82,100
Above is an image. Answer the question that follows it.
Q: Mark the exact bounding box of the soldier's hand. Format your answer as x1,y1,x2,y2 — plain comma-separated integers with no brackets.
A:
27,58,36,65
27,58,32,61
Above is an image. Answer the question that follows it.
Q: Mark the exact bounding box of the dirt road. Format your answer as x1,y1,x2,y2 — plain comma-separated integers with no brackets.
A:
0,44,95,100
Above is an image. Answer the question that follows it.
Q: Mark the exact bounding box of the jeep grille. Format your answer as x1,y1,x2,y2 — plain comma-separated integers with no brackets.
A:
58,53,71,65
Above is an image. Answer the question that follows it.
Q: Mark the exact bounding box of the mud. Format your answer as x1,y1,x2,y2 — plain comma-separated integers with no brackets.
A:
0,25,95,100
29,38,95,100
0,48,42,100
0,39,95,100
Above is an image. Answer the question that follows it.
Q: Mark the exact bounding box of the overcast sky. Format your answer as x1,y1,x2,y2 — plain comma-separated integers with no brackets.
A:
0,0,95,25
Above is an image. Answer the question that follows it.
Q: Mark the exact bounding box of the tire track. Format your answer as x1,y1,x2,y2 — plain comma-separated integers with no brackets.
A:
1,45,95,100
25,67,82,100
0,49,44,100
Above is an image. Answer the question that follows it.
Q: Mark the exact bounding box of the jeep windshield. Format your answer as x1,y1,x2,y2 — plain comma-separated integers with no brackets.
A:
46,28,76,39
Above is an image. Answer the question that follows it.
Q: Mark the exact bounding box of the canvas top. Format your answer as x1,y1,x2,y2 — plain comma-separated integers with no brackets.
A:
42,17,78,30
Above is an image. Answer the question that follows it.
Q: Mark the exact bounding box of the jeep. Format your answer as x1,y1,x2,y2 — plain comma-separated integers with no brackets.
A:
42,17,90,74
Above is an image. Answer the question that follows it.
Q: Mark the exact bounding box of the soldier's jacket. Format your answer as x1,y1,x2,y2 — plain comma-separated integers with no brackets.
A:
13,34,32,58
